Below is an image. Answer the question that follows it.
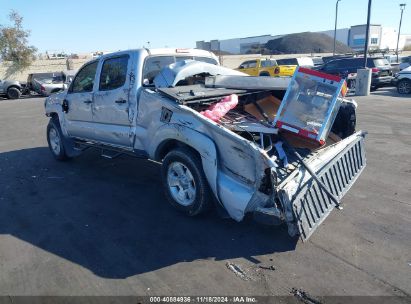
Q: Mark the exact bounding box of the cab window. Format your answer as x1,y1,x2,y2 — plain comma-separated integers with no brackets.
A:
143,56,175,84
261,59,277,67
70,61,98,93
247,60,257,68
99,55,129,91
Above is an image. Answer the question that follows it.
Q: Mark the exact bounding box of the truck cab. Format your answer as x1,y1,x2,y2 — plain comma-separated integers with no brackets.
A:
48,48,218,147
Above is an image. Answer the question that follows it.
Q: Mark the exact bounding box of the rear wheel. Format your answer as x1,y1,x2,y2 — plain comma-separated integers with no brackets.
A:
161,147,212,216
47,117,70,161
7,87,21,99
397,79,411,94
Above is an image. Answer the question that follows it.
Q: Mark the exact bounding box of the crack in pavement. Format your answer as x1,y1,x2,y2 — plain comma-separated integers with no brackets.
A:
309,240,410,297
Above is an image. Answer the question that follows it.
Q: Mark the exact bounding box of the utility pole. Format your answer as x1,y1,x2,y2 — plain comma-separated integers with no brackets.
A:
333,0,341,56
357,0,373,96
363,0,372,68
396,4,406,63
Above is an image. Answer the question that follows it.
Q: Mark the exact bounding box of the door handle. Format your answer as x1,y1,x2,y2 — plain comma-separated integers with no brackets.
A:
83,100,92,104
115,99,127,104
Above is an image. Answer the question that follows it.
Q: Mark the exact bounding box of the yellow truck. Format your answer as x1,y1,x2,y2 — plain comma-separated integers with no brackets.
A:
236,58,296,77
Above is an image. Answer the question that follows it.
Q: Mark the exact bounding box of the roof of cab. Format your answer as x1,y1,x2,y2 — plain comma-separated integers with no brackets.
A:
98,48,217,60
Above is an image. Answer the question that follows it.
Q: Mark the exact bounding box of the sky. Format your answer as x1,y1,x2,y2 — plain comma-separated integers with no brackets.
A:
1,0,410,54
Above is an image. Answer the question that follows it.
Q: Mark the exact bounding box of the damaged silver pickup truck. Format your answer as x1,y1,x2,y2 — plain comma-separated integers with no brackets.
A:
44,48,366,241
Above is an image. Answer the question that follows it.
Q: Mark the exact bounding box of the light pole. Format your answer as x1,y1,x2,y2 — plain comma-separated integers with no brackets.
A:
396,4,406,63
364,0,372,68
333,0,341,56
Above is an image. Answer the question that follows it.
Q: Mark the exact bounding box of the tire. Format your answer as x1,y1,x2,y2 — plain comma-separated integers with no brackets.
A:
46,117,70,161
397,79,411,94
370,86,378,92
7,87,21,99
161,147,212,216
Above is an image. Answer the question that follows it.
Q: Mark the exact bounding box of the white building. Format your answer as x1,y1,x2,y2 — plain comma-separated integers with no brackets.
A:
197,25,411,54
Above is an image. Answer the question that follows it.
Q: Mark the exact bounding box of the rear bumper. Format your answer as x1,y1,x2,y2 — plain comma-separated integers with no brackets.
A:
372,76,393,87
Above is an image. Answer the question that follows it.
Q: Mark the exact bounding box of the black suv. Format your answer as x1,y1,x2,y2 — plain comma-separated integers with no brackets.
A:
318,57,393,90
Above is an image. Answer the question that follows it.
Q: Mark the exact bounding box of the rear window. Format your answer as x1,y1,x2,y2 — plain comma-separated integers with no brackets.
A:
261,59,277,67
277,58,298,65
143,55,218,84
373,59,390,67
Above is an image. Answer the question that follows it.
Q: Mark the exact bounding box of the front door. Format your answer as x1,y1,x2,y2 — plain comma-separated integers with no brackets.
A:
64,61,98,139
92,54,133,147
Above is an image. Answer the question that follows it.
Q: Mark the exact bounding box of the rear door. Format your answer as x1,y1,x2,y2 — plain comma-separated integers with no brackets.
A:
64,61,98,139
92,54,133,147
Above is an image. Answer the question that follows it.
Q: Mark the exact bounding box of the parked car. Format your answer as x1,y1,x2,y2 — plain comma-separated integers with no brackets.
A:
0,79,24,99
27,71,76,96
27,72,57,93
393,66,411,94
317,57,393,90
236,58,296,77
44,48,367,241
399,56,411,71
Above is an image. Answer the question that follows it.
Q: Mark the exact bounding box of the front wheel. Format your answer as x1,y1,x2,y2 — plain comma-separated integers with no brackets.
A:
161,147,212,216
397,79,411,94
47,117,70,161
7,87,21,99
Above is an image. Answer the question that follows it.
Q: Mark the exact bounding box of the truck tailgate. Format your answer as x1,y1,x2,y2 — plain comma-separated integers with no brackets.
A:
278,131,367,241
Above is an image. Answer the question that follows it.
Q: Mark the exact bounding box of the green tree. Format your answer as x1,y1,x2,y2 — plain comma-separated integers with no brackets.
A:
0,10,37,73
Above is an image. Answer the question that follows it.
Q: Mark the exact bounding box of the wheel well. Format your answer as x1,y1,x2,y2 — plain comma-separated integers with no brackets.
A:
154,139,200,162
7,85,21,91
51,88,62,93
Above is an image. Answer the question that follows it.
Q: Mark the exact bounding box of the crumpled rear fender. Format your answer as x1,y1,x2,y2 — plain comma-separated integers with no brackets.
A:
149,122,271,221
149,123,219,200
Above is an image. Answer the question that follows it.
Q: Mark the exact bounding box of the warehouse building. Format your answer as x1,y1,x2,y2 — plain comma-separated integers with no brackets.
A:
197,25,411,54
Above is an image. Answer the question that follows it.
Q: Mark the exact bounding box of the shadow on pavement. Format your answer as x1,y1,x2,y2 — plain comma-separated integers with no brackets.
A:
0,147,297,279
369,86,410,98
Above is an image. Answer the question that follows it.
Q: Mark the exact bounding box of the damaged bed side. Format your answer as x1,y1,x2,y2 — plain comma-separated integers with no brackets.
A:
147,61,367,241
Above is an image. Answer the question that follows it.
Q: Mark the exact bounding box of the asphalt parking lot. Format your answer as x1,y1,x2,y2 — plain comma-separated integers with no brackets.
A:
0,89,410,299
